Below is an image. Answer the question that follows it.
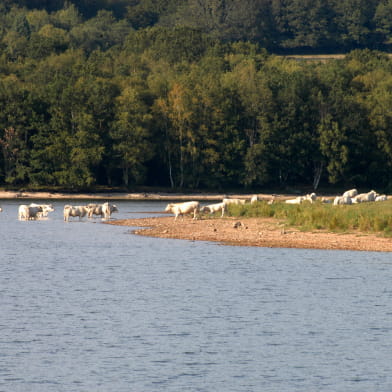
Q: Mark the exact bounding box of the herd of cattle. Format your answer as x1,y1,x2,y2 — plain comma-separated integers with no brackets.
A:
164,189,390,220
165,198,251,220
0,189,389,221
330,189,388,205
0,202,119,221
281,188,388,206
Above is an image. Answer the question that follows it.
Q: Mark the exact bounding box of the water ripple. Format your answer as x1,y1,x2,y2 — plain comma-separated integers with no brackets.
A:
1,200,392,391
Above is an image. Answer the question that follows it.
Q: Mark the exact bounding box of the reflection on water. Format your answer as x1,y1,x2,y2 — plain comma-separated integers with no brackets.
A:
1,200,392,392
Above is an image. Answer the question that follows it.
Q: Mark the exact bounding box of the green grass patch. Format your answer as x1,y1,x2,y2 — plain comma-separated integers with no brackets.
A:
226,200,392,236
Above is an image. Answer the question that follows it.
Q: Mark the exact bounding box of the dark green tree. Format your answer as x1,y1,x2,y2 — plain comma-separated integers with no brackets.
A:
111,86,154,186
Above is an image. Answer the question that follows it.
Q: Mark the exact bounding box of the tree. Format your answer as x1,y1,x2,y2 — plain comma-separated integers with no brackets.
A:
172,0,273,42
318,115,349,184
70,10,131,53
0,77,39,185
332,0,379,48
156,82,192,188
125,26,213,64
374,0,392,45
184,58,247,188
353,68,392,187
0,127,29,184
53,2,82,30
27,24,69,58
11,12,31,37
240,57,323,188
110,86,153,186
40,105,105,188
276,0,338,49
26,9,51,32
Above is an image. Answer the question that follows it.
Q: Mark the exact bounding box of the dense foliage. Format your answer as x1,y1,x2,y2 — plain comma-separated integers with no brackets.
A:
5,0,392,51
1,2,392,191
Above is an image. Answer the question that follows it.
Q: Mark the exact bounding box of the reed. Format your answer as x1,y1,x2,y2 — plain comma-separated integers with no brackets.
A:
227,200,392,236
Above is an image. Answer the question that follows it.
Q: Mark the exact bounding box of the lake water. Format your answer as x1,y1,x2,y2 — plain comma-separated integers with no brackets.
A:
1,200,392,392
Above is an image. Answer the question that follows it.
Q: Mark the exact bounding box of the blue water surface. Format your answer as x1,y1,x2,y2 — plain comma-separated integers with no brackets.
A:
0,200,391,392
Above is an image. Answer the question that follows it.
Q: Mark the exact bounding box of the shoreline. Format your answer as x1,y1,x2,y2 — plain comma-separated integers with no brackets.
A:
0,190,261,201
0,190,335,203
107,216,392,253
3,190,391,252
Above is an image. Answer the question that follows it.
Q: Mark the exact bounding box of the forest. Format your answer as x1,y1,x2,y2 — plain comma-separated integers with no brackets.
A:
1,1,392,192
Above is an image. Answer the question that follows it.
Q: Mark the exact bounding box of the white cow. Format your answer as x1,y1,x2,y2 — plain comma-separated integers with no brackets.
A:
63,205,90,221
165,201,199,220
333,196,352,205
306,192,317,203
250,195,260,204
87,203,104,218
18,204,43,220
201,202,226,217
29,203,54,218
375,194,388,202
285,196,305,204
285,193,316,205
352,190,377,203
267,197,275,205
102,202,119,219
342,188,358,198
222,198,246,206
18,205,29,220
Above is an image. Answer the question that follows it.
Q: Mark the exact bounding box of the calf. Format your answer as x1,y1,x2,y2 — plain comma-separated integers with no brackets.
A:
201,202,226,217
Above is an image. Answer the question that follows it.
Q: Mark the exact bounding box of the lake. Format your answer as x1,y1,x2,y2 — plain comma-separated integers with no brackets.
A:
1,200,392,391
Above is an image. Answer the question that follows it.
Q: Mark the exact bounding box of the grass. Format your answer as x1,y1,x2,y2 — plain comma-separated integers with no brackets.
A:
226,200,392,236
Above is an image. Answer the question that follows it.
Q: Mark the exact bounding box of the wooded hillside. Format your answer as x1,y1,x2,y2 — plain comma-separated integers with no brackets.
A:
1,2,392,191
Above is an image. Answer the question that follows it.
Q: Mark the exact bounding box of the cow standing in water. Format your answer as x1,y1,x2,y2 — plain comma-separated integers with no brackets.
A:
63,205,90,221
29,203,54,218
87,203,104,218
18,205,43,220
102,202,119,219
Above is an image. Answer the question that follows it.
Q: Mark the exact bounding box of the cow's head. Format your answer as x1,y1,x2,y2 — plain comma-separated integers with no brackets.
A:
165,204,174,212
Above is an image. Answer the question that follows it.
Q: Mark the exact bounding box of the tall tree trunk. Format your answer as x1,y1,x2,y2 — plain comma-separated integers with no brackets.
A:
179,127,184,188
313,161,323,190
168,156,174,188
123,165,129,186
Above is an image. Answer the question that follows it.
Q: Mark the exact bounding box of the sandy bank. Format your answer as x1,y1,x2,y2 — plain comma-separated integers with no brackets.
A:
0,190,218,200
107,216,392,252
0,190,288,201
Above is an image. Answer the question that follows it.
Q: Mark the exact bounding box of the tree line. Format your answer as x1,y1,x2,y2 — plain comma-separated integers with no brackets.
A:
4,0,392,52
1,3,392,191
